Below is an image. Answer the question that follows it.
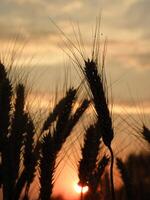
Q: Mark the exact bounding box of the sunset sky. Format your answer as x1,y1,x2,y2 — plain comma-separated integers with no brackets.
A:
0,0,150,199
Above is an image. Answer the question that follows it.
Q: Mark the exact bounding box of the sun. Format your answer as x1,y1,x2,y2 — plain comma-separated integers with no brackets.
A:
74,183,89,194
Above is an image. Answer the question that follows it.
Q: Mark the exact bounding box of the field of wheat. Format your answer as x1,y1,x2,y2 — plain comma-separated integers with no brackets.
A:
0,18,150,200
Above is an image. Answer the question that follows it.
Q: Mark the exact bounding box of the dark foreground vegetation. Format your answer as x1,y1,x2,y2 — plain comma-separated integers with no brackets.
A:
0,23,150,200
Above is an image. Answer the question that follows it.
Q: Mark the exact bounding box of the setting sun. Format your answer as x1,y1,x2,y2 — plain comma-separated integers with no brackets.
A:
74,183,89,194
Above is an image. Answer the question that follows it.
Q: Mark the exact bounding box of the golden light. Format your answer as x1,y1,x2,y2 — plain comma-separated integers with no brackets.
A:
74,183,89,194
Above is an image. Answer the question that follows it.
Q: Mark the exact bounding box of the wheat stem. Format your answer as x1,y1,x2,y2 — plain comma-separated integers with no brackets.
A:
108,146,115,200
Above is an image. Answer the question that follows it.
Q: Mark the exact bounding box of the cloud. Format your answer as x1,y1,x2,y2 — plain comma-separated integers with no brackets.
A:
0,0,133,39
127,53,150,68
0,0,87,40
121,0,150,39
112,101,150,115
0,0,143,46
116,52,150,69
125,0,150,28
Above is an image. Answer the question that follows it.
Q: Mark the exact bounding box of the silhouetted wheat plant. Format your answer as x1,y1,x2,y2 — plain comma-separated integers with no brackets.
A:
0,62,37,200
22,113,36,199
0,61,89,200
11,84,26,184
116,158,133,200
117,153,150,200
78,123,101,188
39,133,55,200
91,156,109,194
39,87,89,200
78,120,110,200
84,58,115,199
0,62,13,199
53,19,116,199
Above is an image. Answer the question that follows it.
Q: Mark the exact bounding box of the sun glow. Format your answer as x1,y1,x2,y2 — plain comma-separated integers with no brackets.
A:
74,183,89,194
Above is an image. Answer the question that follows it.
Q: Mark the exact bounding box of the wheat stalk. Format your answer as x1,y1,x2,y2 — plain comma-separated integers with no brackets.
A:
0,62,13,199
116,158,133,200
10,84,26,182
53,88,77,152
83,59,115,200
78,123,101,187
22,113,36,198
39,133,55,200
